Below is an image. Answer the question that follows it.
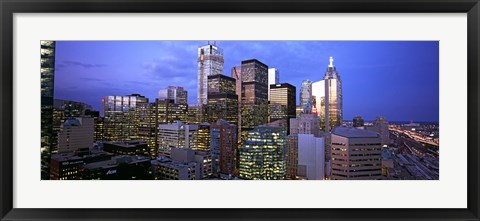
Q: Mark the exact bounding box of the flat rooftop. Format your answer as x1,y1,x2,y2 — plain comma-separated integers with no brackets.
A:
332,126,380,138
103,140,147,148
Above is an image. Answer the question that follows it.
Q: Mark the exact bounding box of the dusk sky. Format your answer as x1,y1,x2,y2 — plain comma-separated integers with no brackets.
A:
54,41,439,122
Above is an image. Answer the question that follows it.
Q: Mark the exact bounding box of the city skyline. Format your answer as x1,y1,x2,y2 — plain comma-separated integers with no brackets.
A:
42,40,439,181
54,41,439,122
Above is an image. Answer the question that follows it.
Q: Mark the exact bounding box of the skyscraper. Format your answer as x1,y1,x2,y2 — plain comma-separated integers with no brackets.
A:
136,96,190,159
312,80,326,129
323,57,343,131
138,101,156,158
157,122,199,157
238,125,286,180
154,98,188,124
267,68,280,101
231,66,242,142
210,119,237,176
300,80,313,109
102,94,149,142
195,123,211,152
41,40,56,180
197,42,224,106
269,83,296,131
286,135,299,179
205,74,238,126
186,104,203,124
331,127,382,180
240,59,269,142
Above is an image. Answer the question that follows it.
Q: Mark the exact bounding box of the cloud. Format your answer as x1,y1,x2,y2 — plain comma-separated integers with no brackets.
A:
142,49,197,80
60,60,108,69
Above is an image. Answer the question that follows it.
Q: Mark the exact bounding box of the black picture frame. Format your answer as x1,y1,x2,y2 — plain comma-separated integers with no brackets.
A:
1,0,479,220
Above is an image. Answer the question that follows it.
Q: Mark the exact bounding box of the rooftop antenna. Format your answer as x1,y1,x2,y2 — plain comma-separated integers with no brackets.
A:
329,56,334,67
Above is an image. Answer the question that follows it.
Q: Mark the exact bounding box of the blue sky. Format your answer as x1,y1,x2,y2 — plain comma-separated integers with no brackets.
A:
54,41,439,122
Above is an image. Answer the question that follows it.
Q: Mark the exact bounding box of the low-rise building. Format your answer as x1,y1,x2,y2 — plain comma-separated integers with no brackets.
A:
151,148,212,180
103,140,149,156
330,127,382,180
81,155,152,180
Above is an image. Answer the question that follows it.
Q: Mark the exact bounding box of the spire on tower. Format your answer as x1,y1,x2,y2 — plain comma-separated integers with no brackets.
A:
329,56,334,67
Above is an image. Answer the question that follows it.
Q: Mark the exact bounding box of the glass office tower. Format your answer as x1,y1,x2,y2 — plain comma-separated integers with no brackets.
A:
102,94,149,142
269,83,297,131
206,74,238,126
323,57,343,131
240,59,269,143
238,125,286,180
41,40,56,180
198,42,224,106
300,79,313,110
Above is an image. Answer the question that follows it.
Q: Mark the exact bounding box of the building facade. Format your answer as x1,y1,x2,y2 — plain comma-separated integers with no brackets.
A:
206,74,238,126
267,68,280,101
300,79,313,110
102,94,149,142
297,134,325,180
49,151,114,180
158,86,188,106
195,123,211,152
240,59,269,143
51,99,95,154
57,117,94,154
82,155,152,180
84,109,104,142
41,40,56,179
186,104,203,124
287,105,324,180
103,140,149,156
231,66,242,142
330,127,382,180
154,98,188,124
286,135,299,179
157,122,198,157
366,116,391,146
210,119,237,176
289,104,322,137
269,83,296,128
238,125,286,180
151,148,212,180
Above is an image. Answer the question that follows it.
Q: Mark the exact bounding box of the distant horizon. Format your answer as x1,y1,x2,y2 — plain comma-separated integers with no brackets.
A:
53,40,439,122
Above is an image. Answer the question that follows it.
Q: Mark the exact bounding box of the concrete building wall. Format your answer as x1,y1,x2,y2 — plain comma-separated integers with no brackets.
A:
298,134,325,180
58,117,94,153
330,127,382,180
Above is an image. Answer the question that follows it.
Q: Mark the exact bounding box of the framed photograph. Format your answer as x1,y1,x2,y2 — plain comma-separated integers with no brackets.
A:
1,0,479,220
